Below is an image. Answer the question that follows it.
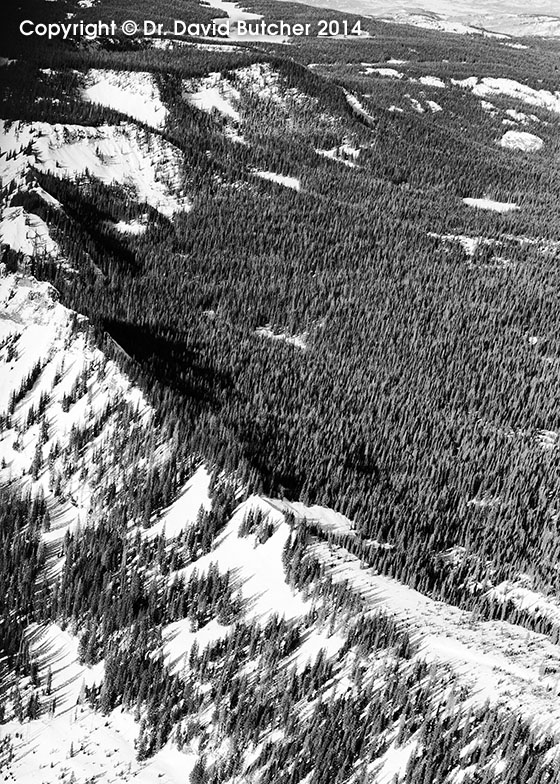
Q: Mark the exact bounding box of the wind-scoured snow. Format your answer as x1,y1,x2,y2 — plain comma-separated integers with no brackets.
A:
499,130,544,152
82,69,169,129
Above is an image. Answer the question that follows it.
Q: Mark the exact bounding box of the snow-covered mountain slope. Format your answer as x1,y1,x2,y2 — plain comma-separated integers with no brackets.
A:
282,0,560,38
2,621,198,784
0,273,151,550
0,120,190,217
82,70,169,129
2,275,560,780
6,480,560,782
0,206,59,257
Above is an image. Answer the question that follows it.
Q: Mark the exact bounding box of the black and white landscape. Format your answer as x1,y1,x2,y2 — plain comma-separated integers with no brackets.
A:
2,0,560,782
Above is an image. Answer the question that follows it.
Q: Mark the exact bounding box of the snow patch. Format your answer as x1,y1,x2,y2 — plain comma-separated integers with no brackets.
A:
146,465,213,540
454,76,560,115
82,69,169,129
256,324,307,347
253,170,300,191
0,206,59,258
419,75,446,88
499,130,543,152
183,72,241,121
463,197,519,213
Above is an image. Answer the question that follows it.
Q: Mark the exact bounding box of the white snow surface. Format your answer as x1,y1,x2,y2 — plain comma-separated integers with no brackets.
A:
183,72,241,120
2,623,198,784
463,197,519,213
0,206,59,257
112,217,148,235
366,67,404,78
315,147,358,167
255,324,307,347
279,0,560,38
82,69,169,129
344,89,375,124
204,0,262,24
0,120,190,217
310,539,560,729
419,75,446,88
174,496,310,624
0,273,150,554
499,130,544,152
146,465,213,539
453,76,560,116
254,170,301,191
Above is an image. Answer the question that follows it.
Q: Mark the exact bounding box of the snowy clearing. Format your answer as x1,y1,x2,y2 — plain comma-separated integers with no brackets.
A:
315,145,359,168
112,217,149,235
365,67,404,79
82,69,169,129
253,170,300,191
183,72,241,121
419,75,446,89
463,197,519,213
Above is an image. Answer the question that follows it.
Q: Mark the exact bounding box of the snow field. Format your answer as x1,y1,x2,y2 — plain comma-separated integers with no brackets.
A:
1,121,190,217
82,69,169,129
463,197,519,213
453,76,560,116
253,170,301,191
145,465,213,540
0,206,59,258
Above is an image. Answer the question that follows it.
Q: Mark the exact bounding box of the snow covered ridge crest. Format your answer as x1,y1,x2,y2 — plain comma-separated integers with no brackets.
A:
0,270,150,513
0,119,191,217
82,69,169,129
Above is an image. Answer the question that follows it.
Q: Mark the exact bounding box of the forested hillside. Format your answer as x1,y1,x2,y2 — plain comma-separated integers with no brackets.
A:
3,0,560,782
